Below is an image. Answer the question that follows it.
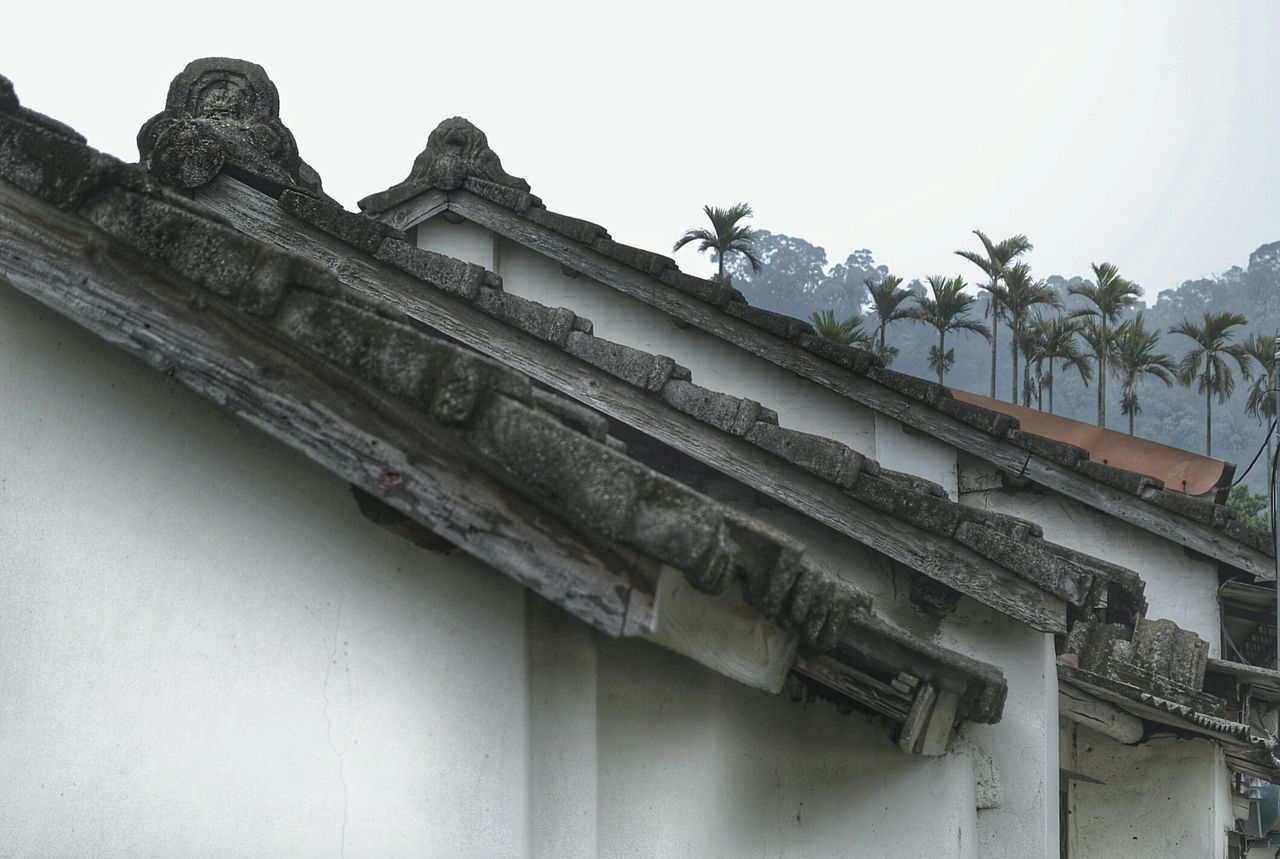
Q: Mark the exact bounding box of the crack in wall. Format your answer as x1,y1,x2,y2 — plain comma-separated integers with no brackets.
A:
322,602,348,858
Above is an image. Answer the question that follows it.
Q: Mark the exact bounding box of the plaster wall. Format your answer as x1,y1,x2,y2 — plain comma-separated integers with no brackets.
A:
0,277,995,857
960,488,1221,656
0,284,533,856
874,412,959,499
940,600,1060,859
1067,726,1231,859
594,632,982,857
417,215,495,269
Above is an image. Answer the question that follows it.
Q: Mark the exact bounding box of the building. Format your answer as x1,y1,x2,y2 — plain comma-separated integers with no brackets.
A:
0,57,1276,857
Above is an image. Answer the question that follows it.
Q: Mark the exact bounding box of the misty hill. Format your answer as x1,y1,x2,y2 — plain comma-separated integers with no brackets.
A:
724,232,1279,496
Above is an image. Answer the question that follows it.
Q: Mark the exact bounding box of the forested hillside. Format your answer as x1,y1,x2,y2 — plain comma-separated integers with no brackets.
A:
723,232,1280,496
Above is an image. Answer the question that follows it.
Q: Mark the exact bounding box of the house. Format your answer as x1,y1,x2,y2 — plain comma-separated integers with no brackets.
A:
0,57,1275,857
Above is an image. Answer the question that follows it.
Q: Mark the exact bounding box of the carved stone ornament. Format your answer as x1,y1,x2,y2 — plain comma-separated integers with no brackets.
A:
359,117,532,214
137,57,325,196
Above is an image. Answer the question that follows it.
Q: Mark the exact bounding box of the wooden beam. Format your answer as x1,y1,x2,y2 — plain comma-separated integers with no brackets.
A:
645,567,798,693
0,178,655,639
1059,682,1144,744
792,651,913,722
199,177,1068,633
918,689,960,756
898,684,937,754
381,189,449,232
441,191,1274,580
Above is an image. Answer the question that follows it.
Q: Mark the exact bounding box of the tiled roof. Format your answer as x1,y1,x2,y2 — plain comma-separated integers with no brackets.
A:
0,68,1009,728
302,172,1147,622
359,117,1273,572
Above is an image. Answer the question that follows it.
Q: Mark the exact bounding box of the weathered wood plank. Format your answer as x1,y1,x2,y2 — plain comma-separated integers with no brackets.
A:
898,684,937,754
0,178,655,638
443,191,1274,580
918,689,960,756
793,651,912,722
1021,457,1273,579
1059,683,1144,744
200,177,1068,633
381,189,449,232
646,567,798,693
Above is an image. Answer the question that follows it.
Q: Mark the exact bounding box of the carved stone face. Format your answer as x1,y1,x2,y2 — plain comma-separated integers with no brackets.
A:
138,57,324,196
192,74,255,121
416,117,529,192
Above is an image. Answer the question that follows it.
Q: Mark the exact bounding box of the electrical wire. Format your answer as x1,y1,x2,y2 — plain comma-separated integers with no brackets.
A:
1218,574,1255,666
1233,419,1277,487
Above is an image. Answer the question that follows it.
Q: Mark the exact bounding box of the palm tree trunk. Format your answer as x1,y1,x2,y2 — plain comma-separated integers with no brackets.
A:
1095,356,1105,427
1048,371,1055,414
989,292,998,398
1022,347,1032,407
716,253,725,283
1128,403,1134,436
1206,383,1213,456
938,331,947,385
1010,328,1019,403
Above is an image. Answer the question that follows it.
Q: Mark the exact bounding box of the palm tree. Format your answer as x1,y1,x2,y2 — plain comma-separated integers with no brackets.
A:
1110,314,1176,436
672,203,763,283
908,275,990,384
955,230,1033,400
1242,333,1278,475
1027,314,1092,414
1243,333,1278,426
810,309,873,348
1002,262,1062,405
1170,311,1253,456
1069,262,1142,427
865,275,913,365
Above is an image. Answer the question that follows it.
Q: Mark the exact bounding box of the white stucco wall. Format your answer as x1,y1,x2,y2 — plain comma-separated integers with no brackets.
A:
940,600,1060,858
0,283,533,856
594,633,982,857
874,412,959,499
960,488,1221,656
1067,725,1231,858
0,274,1006,857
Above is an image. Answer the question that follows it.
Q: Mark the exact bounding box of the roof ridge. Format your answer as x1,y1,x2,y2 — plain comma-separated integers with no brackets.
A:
0,77,1011,723
354,117,1268,561
270,189,1147,615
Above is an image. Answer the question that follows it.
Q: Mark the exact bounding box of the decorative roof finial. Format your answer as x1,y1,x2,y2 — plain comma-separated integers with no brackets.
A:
137,57,325,197
0,74,18,112
359,117,534,214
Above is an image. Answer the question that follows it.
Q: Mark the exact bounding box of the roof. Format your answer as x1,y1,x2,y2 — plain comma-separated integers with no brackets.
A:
952,390,1233,498
3,57,1246,760
0,64,1010,735
359,118,1274,579
1061,618,1280,781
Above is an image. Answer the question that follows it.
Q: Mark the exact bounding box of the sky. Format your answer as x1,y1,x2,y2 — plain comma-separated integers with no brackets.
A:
6,1,1280,298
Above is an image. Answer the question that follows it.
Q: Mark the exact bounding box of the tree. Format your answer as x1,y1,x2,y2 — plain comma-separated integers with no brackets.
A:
1026,314,1092,414
1170,311,1253,456
955,230,1033,400
908,275,990,385
1243,333,1278,426
1110,314,1176,436
672,203,763,284
1003,262,1062,405
1069,262,1143,427
1242,333,1278,478
1226,484,1270,531
865,274,913,365
810,310,873,348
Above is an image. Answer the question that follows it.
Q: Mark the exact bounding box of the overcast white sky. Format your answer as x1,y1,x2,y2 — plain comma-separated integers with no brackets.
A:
6,1,1279,296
